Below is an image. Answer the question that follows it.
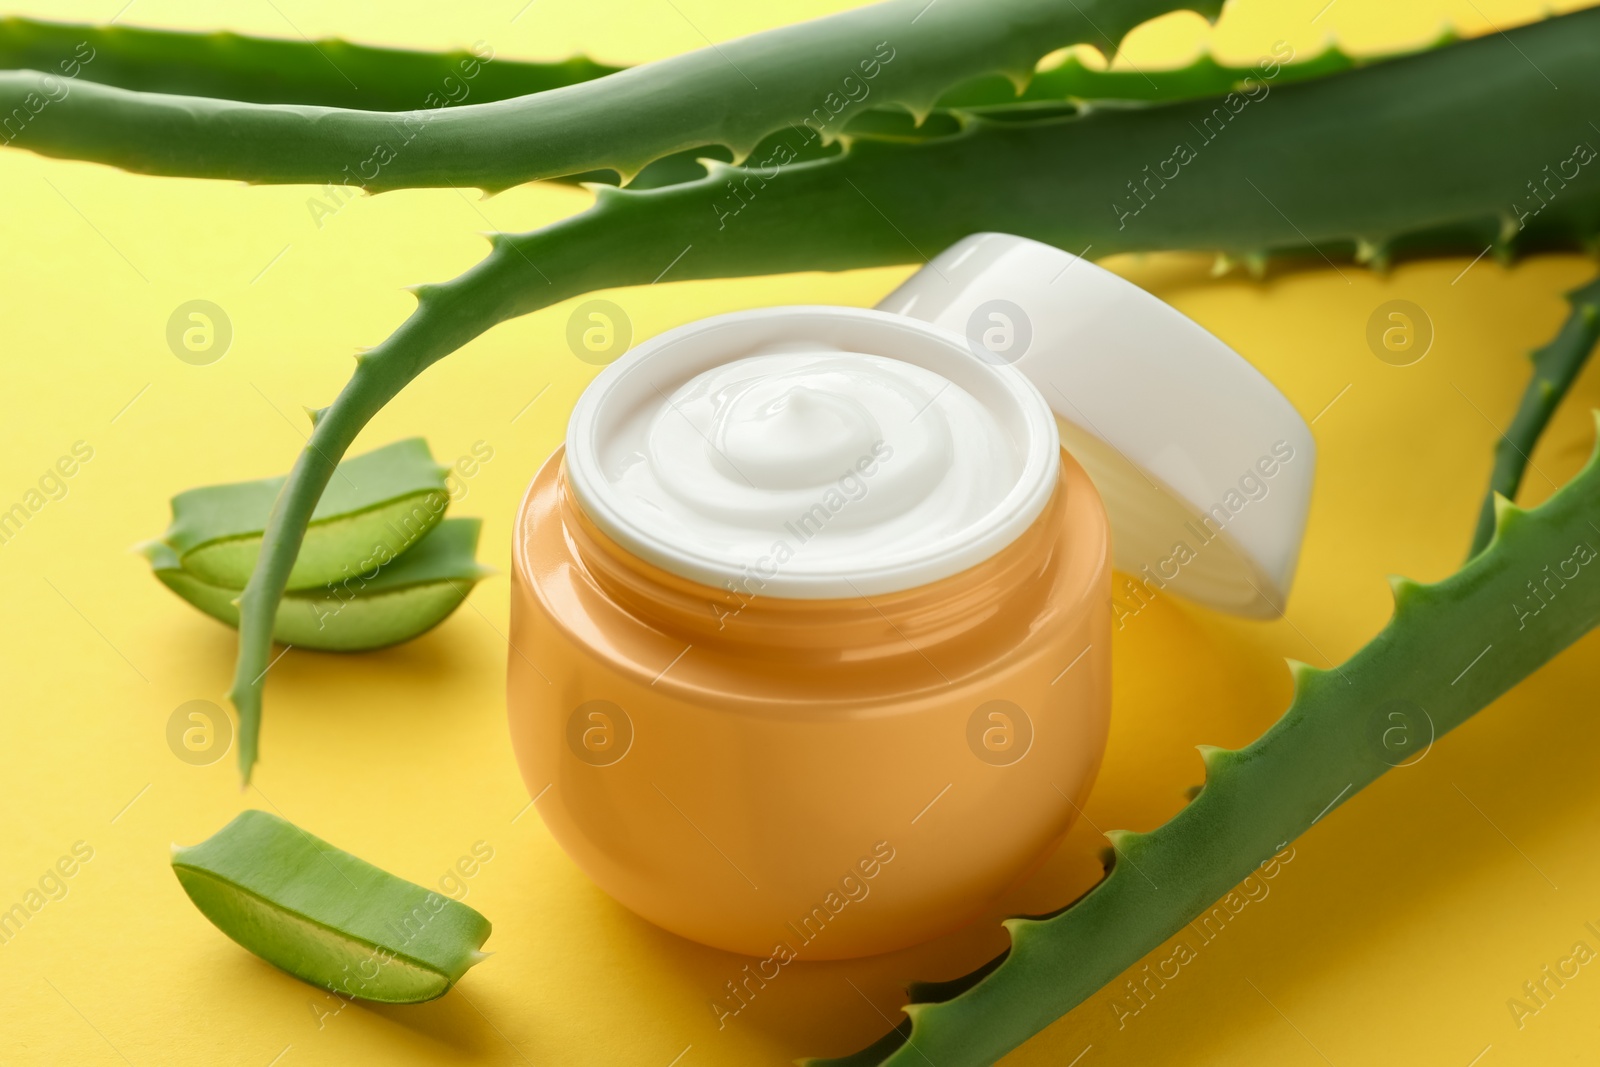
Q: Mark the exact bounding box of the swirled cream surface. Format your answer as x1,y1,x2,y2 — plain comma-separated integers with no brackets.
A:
565,310,1058,598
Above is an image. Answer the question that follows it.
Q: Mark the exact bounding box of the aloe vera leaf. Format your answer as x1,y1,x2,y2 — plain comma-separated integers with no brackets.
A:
0,0,1226,191
142,518,489,652
1467,274,1600,558
0,17,618,110
172,810,490,1003
165,437,448,592
0,16,1410,194
223,8,1600,781
0,18,1442,200
0,15,1386,112
804,419,1600,1065
0,15,1459,197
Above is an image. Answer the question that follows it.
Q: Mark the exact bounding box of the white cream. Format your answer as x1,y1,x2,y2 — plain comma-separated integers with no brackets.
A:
565,308,1058,598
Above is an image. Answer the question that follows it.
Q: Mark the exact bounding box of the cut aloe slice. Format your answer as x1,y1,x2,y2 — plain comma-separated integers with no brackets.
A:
164,437,449,591
172,810,491,1003
142,518,491,652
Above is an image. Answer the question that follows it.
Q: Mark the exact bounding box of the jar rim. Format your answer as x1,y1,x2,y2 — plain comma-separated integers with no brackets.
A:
565,306,1060,599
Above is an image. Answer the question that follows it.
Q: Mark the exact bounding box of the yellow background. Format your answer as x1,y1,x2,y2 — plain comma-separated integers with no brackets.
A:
3,0,1599,1063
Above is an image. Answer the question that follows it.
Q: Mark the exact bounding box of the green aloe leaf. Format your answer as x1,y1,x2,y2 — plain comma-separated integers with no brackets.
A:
806,418,1600,1065
0,0,1224,191
172,810,491,1003
0,17,618,110
1468,273,1600,558
0,15,1430,195
222,6,1600,782
164,437,448,592
0,15,1391,112
142,517,490,652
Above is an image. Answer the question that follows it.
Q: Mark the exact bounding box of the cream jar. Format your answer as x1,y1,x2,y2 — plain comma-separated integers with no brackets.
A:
507,234,1314,958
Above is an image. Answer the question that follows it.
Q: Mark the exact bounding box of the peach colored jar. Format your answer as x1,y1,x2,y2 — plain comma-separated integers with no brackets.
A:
509,447,1108,958
506,233,1314,959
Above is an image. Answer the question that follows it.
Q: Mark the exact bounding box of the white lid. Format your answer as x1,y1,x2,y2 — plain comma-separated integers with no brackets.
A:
876,233,1314,617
